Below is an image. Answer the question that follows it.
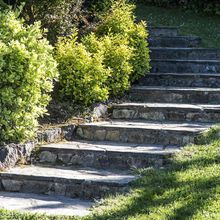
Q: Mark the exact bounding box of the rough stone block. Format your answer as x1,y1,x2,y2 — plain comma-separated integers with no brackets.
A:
2,179,22,192
39,151,57,164
0,142,35,170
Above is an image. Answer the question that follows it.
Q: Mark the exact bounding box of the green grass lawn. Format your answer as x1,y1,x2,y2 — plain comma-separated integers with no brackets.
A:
135,4,220,48
1,126,220,220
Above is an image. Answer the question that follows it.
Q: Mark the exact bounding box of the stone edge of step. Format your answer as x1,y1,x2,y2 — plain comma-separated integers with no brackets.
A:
151,59,220,63
0,166,137,187
112,103,220,112
39,141,179,156
150,47,220,51
131,86,220,92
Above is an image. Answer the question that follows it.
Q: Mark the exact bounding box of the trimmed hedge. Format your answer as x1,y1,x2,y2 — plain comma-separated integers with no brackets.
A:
137,0,220,16
0,10,58,143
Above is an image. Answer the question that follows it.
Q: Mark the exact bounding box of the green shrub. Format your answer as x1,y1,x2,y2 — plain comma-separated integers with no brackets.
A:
96,0,150,82
83,0,116,13
55,32,109,105
0,10,58,143
1,0,86,43
56,0,150,105
83,33,133,96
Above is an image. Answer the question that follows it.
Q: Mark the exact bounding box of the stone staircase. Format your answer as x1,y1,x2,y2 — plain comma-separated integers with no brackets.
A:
1,27,220,205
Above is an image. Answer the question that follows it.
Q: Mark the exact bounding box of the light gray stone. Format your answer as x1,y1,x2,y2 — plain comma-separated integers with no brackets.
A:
0,192,92,216
2,179,22,191
54,183,66,196
93,104,108,118
106,131,120,141
94,130,106,141
58,153,72,164
0,142,35,170
37,128,62,143
39,151,57,163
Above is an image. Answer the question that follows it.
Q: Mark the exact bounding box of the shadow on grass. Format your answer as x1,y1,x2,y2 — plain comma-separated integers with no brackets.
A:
87,143,220,220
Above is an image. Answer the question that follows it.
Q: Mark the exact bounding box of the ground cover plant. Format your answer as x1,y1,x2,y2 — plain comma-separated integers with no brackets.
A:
0,9,58,143
0,126,219,219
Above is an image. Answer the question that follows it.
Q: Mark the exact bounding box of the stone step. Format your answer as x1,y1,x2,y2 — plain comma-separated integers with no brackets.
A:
37,141,179,170
149,27,179,37
112,103,220,123
0,165,136,200
139,73,220,88
149,36,201,47
130,86,220,104
150,48,220,60
76,120,212,146
151,59,220,73
0,192,93,217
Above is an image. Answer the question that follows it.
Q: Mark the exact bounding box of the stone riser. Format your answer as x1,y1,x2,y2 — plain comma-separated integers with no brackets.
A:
150,48,220,60
130,89,220,104
0,176,128,200
151,60,220,73
149,27,179,37
149,37,201,47
112,106,220,123
76,126,196,146
37,148,170,170
139,74,220,88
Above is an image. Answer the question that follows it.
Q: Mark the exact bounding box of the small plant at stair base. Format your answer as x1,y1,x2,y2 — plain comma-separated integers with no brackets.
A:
0,10,58,143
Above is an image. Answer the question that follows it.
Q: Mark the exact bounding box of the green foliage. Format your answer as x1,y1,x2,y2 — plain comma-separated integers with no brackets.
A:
0,10,58,143
83,33,133,96
84,0,116,13
195,125,220,145
136,0,220,16
1,0,85,43
97,0,150,82
55,32,109,105
135,4,220,48
56,1,150,105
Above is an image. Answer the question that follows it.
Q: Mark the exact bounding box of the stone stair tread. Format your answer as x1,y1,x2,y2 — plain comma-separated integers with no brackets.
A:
152,59,220,63
149,73,220,76
81,120,212,132
150,36,200,39
41,140,180,155
150,47,220,50
0,192,92,216
113,102,220,110
0,165,136,186
149,26,179,29
132,86,220,92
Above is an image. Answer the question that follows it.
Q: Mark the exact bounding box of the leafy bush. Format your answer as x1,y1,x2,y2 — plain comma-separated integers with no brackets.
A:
0,10,58,143
137,0,220,16
83,33,133,96
56,0,150,105
83,0,116,13
1,0,86,43
96,0,150,82
55,32,109,105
